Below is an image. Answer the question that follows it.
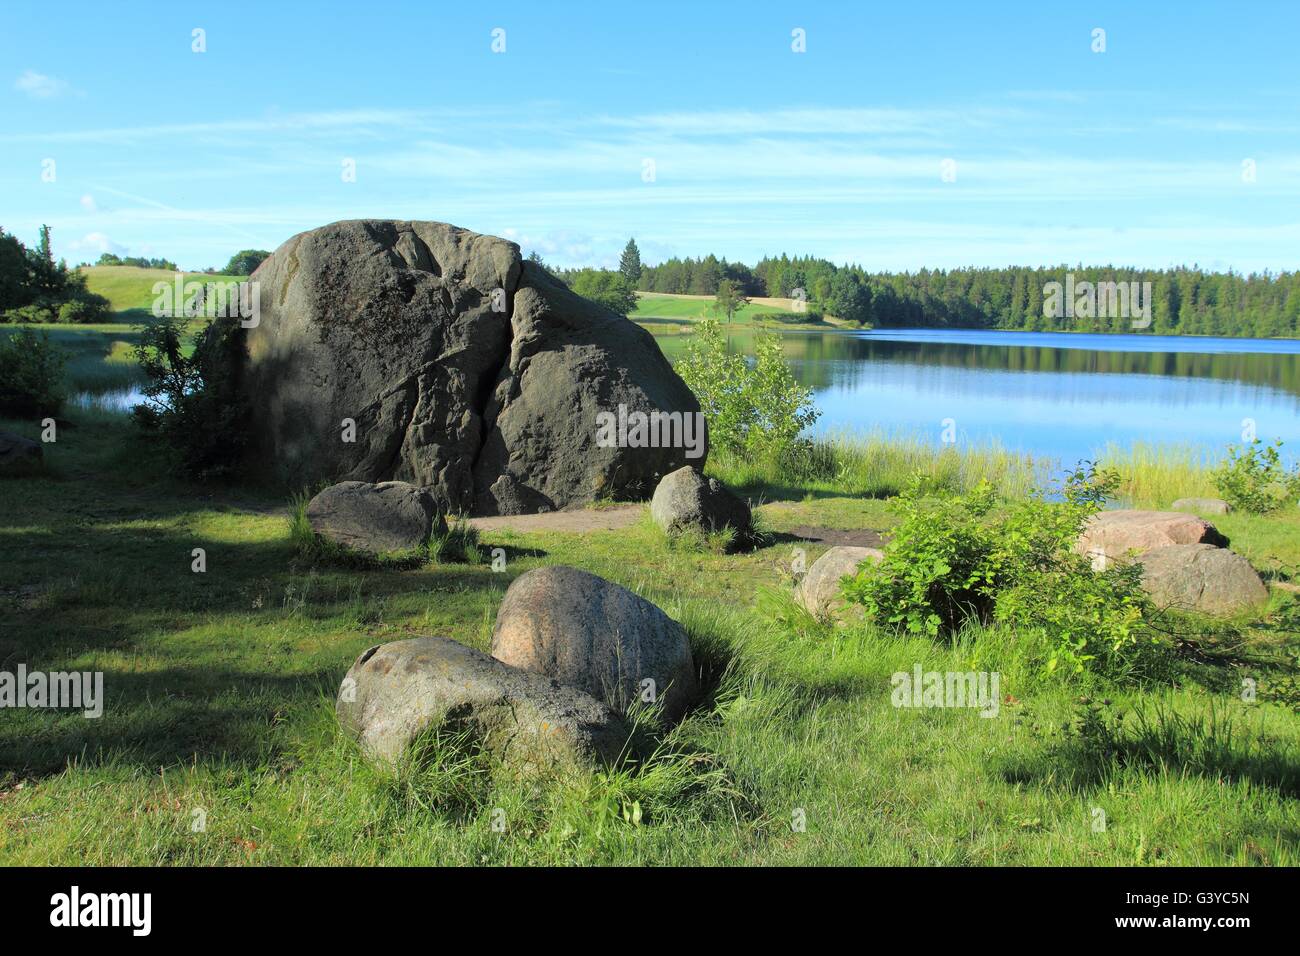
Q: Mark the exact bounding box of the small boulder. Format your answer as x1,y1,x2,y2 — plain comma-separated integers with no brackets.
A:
1138,544,1269,615
491,566,699,722
650,466,751,537
1077,509,1227,564
794,546,884,620
336,636,631,771
1171,497,1232,515
306,480,445,555
0,431,42,474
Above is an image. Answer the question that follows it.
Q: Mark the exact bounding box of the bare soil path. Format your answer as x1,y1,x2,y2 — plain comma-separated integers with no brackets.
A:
467,504,886,548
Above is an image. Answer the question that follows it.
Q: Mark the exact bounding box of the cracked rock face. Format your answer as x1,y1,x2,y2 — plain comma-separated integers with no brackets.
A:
242,220,701,515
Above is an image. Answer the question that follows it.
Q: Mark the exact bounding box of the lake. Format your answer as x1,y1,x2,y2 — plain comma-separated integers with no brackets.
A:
649,326,1300,467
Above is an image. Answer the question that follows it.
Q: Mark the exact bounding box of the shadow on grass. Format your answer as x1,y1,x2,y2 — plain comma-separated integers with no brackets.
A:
0,667,339,776
1000,699,1300,800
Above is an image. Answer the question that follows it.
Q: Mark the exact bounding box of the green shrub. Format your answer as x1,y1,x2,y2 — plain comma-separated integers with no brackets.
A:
56,291,113,324
1211,438,1300,513
751,310,822,324
0,327,67,416
674,317,819,466
1,300,58,324
842,464,1151,676
132,315,250,480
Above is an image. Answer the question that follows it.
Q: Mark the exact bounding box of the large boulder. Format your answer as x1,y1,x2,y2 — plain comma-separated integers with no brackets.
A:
491,566,699,722
794,546,884,620
650,466,751,537
1138,544,1269,615
0,431,41,474
1171,497,1232,515
336,636,631,771
305,480,444,555
1077,509,1228,565
242,220,701,515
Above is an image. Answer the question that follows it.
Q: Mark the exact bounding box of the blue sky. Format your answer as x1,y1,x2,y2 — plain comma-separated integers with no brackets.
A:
2,0,1298,272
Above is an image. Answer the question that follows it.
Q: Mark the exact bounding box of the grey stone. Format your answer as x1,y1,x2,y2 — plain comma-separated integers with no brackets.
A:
242,220,700,515
794,546,884,620
650,466,751,537
1171,497,1232,515
306,480,445,555
0,431,42,474
1138,543,1269,615
336,635,632,771
491,566,699,723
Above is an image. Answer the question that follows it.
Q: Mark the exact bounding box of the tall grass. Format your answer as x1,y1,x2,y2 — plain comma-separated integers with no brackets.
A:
709,430,1231,508
709,429,1051,499
1094,441,1221,507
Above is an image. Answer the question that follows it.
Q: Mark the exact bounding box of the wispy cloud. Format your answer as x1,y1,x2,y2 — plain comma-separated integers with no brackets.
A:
14,69,72,99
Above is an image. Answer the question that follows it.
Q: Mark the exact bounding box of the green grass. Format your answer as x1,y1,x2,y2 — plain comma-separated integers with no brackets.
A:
707,430,1051,501
1,406,1298,865
632,292,847,330
79,265,244,323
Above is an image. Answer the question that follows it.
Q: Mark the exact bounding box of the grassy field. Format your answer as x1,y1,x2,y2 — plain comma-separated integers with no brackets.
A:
79,265,244,322
632,291,851,330
2,387,1298,864
0,266,239,404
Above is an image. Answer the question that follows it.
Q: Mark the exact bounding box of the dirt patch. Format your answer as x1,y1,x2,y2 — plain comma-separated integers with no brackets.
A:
466,506,887,549
467,504,643,534
782,526,886,548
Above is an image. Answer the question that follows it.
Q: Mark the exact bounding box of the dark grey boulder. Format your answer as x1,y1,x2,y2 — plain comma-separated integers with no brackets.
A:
306,480,444,555
794,546,884,620
336,636,631,772
0,431,41,474
242,220,701,515
1138,543,1269,615
491,566,699,723
650,466,751,537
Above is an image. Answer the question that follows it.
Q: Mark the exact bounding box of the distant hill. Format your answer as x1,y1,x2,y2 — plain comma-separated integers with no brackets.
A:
79,265,243,319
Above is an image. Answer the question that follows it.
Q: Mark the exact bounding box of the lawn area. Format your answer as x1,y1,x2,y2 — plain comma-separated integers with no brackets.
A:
632,291,851,330
0,264,236,403
79,265,244,323
2,403,1298,865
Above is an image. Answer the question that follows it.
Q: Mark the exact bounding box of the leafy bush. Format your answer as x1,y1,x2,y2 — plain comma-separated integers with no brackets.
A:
570,269,638,317
674,317,820,465
843,464,1150,675
1,300,58,324
1211,438,1300,513
132,316,250,480
0,328,67,416
750,310,823,324
56,293,113,324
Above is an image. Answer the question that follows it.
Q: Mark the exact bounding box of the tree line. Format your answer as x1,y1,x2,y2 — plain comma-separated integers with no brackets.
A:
636,254,1300,338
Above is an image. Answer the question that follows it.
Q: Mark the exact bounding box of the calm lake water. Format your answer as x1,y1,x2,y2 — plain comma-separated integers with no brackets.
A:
650,327,1300,466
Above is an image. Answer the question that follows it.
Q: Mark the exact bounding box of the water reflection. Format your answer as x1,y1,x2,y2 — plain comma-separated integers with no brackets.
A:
650,327,1300,464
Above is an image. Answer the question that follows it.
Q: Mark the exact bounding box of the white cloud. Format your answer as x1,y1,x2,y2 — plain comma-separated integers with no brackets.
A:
80,194,97,212
15,69,70,99
68,232,125,255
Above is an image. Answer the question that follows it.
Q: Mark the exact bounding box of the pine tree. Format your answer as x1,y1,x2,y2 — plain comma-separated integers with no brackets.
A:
619,238,642,285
